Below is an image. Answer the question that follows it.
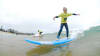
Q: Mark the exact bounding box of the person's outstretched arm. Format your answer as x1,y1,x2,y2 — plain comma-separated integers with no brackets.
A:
67,13,80,17
53,16,59,21
72,13,80,15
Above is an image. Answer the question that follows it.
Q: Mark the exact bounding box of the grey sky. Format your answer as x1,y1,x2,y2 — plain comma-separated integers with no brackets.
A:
0,0,100,33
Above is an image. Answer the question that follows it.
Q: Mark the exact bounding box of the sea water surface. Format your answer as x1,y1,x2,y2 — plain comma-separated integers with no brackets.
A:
0,26,100,56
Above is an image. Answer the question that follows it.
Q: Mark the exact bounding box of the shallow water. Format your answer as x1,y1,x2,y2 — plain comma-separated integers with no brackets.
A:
0,27,100,56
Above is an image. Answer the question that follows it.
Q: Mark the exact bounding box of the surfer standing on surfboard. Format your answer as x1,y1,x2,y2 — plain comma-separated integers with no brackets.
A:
53,7,79,39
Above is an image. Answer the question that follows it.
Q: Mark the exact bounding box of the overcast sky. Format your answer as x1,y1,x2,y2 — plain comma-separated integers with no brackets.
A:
0,0,100,33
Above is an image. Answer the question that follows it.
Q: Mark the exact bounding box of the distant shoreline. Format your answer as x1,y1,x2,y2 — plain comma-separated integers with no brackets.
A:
0,31,34,35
